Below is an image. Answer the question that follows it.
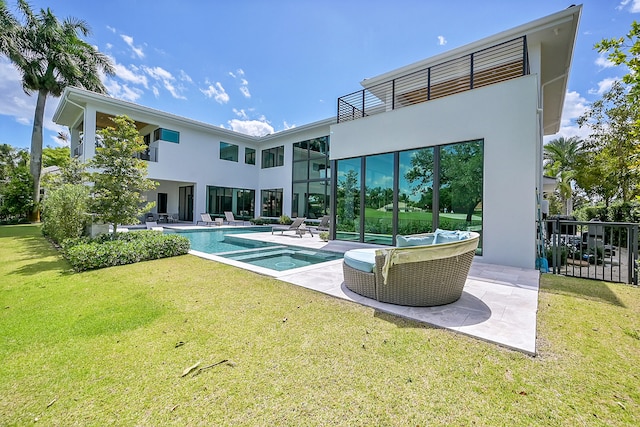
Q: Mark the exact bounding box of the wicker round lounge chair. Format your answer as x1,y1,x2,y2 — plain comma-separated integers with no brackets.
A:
343,232,479,306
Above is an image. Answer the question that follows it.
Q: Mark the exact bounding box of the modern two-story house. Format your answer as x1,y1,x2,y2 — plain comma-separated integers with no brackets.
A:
53,5,582,269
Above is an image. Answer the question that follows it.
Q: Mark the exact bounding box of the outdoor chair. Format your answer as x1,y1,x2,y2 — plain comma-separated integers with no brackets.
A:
145,221,164,231
271,217,313,237
224,211,244,226
310,215,330,233
343,230,479,306
197,213,221,226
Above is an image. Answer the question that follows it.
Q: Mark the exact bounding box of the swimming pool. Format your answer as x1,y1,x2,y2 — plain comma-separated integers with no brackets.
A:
167,227,274,253
168,227,343,272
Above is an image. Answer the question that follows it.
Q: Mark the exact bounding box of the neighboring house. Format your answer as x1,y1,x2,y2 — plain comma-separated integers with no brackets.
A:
52,6,581,269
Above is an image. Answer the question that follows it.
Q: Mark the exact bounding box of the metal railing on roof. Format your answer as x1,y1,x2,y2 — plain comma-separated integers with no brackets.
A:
337,36,529,123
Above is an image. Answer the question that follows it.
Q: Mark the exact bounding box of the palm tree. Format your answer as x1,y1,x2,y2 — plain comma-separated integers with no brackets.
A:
0,1,17,54
544,136,582,215
3,0,114,220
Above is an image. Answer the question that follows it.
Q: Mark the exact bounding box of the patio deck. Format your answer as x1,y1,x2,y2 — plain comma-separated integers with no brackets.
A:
167,226,539,355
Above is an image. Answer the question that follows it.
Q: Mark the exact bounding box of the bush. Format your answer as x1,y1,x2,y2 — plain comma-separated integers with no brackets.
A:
279,215,292,225
62,231,190,272
41,184,90,244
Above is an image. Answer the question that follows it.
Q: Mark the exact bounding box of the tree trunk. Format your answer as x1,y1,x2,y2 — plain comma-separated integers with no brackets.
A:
29,89,47,222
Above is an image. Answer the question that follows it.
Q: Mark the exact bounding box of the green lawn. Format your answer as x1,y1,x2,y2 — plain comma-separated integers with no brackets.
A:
1,224,639,426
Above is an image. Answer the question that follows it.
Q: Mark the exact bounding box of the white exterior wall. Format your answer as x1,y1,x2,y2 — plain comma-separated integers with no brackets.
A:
330,76,540,269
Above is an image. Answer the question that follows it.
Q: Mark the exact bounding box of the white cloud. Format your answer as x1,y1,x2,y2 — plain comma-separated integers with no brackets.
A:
120,34,145,59
152,86,160,98
104,78,144,102
179,70,193,83
143,66,186,99
144,66,173,81
543,90,591,143
588,77,620,96
105,42,113,50
437,36,447,46
113,62,148,88
228,119,274,137
236,69,245,76
106,25,116,33
618,0,640,12
201,82,229,104
283,121,296,130
595,54,615,69
233,108,249,119
239,85,251,98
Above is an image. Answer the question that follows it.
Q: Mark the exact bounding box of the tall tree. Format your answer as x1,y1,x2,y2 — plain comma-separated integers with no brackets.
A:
2,0,114,221
596,20,640,135
0,1,17,55
543,136,582,214
42,146,70,168
577,81,639,204
89,116,157,236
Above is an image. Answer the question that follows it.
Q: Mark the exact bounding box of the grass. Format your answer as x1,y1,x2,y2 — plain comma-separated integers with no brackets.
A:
1,224,639,426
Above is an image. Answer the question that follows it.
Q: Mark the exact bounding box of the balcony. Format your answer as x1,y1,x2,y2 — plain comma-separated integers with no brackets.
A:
137,146,158,162
337,36,529,123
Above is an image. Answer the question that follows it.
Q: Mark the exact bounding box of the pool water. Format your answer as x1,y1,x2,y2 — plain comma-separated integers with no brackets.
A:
168,227,343,271
167,227,274,253
219,247,343,271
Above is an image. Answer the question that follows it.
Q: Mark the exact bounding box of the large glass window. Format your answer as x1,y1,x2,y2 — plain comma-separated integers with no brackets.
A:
220,142,238,162
154,128,180,143
261,189,283,217
336,158,361,241
262,146,284,169
439,140,483,251
400,147,434,235
207,186,255,219
292,136,330,219
334,139,482,253
364,153,394,244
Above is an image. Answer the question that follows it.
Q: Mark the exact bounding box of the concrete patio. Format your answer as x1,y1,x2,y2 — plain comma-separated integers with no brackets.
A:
177,226,540,355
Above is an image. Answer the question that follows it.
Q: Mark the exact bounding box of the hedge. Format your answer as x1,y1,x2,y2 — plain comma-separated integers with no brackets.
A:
62,231,190,272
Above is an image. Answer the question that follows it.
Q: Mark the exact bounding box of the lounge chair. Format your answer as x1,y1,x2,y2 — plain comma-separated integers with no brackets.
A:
224,211,244,226
310,215,330,233
145,221,164,231
271,217,313,237
197,213,221,226
343,231,479,306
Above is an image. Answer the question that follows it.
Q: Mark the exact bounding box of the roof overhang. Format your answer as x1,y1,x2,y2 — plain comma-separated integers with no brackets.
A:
52,87,334,143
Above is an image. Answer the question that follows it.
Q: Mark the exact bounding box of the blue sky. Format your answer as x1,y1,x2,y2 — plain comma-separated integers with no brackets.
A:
0,0,636,150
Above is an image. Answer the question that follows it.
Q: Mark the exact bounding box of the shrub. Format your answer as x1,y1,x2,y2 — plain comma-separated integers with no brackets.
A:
319,231,330,241
279,215,292,225
41,184,90,244
62,231,190,272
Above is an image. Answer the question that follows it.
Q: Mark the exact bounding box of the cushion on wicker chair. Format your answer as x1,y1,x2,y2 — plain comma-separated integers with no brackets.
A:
433,229,471,244
343,248,377,273
396,235,435,247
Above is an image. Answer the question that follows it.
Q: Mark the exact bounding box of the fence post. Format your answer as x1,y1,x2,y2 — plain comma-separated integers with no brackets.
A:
552,218,559,274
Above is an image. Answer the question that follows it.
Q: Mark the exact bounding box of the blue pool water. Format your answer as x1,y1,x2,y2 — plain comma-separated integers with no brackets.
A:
168,227,343,271
167,227,274,253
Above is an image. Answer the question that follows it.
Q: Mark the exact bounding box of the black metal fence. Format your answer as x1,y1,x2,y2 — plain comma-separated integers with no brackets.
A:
544,219,638,285
337,36,529,123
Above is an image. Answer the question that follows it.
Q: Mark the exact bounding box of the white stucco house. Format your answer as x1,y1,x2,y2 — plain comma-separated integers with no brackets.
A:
52,5,581,269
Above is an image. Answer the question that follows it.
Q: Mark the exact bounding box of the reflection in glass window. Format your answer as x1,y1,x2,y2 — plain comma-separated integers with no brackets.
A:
292,136,330,218
207,186,255,219
400,147,434,235
245,147,256,165
333,140,482,254
364,153,394,244
220,142,238,162
261,188,283,217
262,146,284,168
336,158,361,241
